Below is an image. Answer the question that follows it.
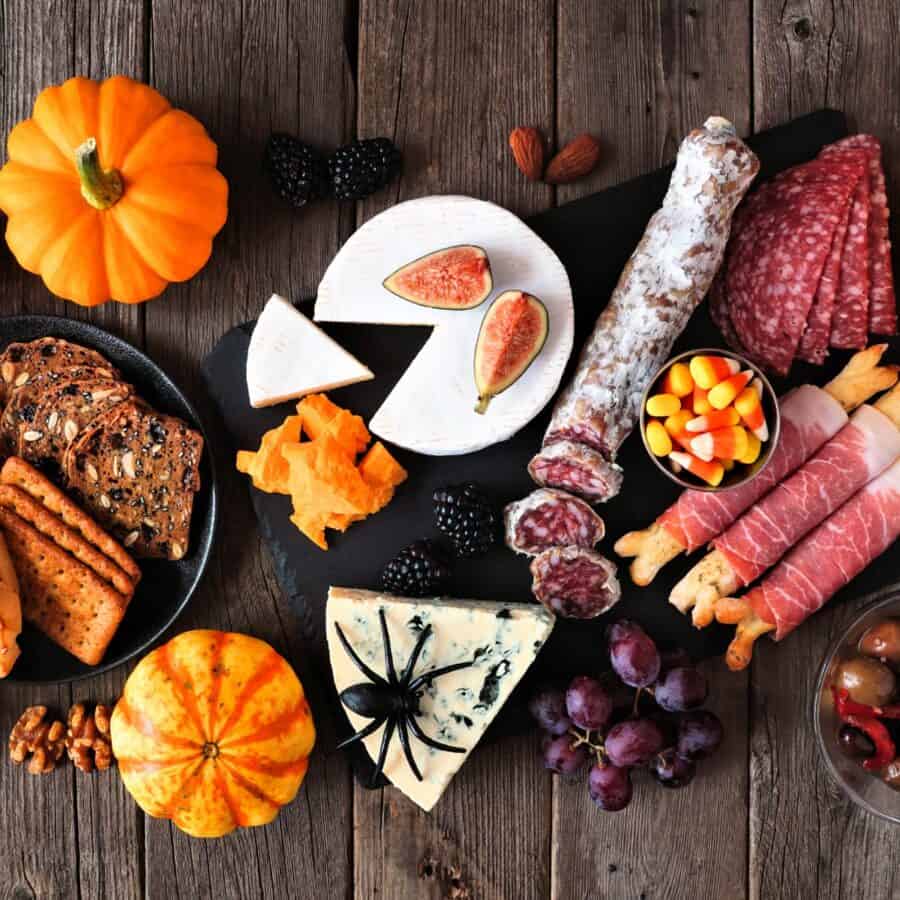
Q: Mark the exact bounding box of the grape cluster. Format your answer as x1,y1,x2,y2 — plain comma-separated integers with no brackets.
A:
528,619,724,811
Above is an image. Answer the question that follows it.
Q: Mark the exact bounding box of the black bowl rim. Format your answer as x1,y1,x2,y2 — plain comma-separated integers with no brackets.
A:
0,314,219,685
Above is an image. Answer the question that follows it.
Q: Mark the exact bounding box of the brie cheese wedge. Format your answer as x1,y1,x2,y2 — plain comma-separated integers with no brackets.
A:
326,586,555,811
246,294,373,408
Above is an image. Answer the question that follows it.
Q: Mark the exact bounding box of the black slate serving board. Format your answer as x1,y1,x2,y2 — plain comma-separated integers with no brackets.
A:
203,110,898,783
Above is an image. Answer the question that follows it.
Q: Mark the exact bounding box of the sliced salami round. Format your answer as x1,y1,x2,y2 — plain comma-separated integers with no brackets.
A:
504,488,605,556
527,440,623,504
530,546,621,619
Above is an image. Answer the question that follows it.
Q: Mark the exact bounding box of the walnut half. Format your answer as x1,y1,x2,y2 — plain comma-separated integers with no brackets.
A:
65,703,114,773
9,706,66,775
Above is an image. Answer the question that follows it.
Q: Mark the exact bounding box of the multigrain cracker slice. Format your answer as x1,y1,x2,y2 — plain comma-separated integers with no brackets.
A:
0,485,136,597
0,508,128,666
0,457,141,584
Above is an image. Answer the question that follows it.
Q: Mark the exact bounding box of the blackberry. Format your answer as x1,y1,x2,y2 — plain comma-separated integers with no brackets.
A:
433,482,499,558
381,539,451,598
328,137,402,201
263,133,330,208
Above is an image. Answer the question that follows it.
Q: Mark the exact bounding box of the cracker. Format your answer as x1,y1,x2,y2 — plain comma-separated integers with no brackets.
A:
0,457,141,583
0,508,127,666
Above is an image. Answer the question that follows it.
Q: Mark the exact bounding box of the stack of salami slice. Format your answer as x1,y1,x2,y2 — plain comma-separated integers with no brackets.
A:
711,135,896,374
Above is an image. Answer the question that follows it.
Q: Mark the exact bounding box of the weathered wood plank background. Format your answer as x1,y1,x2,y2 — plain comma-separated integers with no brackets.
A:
0,2,898,898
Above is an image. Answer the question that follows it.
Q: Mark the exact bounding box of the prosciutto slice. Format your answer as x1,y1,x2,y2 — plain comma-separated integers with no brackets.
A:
713,404,900,586
749,459,900,639
658,385,847,552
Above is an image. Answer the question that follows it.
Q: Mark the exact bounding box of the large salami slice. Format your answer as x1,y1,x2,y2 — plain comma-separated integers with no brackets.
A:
748,458,900,640
504,488,605,556
529,118,758,502
712,404,900,587
822,134,896,336
527,440,622,503
658,384,847,552
529,546,621,619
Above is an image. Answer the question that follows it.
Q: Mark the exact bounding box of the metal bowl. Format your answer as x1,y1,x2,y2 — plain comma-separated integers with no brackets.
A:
639,347,781,492
813,586,900,825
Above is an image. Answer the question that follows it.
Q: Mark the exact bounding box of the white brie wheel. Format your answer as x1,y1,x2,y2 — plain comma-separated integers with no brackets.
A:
315,195,574,456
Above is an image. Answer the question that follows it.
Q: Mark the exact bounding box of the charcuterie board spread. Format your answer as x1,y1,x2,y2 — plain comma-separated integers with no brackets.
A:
2,75,900,836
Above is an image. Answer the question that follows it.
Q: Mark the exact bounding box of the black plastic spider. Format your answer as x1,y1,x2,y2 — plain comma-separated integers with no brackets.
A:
335,609,475,787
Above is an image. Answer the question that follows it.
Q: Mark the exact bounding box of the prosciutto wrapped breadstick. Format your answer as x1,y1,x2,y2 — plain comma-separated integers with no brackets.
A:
615,345,898,584
670,382,900,625
717,457,900,670
529,117,759,503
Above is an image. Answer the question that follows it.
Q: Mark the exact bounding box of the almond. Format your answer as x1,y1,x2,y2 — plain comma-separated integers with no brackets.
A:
509,127,545,181
545,134,601,184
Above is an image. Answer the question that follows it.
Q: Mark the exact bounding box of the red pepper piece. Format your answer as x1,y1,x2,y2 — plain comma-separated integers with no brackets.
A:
844,714,896,771
831,686,900,720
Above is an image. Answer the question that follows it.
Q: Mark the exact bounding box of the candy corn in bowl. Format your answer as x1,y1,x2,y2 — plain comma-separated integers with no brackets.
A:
640,348,781,492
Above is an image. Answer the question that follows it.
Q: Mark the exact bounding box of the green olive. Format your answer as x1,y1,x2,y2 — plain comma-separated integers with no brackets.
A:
859,619,900,668
834,656,897,707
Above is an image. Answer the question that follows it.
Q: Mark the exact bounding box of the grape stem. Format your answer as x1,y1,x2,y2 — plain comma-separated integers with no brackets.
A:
568,727,607,765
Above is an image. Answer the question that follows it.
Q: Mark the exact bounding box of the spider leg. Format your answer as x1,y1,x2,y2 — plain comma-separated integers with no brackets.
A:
406,714,467,754
378,608,398,685
396,717,423,781
399,624,432,687
336,715,387,750
370,716,397,787
335,623,388,687
407,659,475,692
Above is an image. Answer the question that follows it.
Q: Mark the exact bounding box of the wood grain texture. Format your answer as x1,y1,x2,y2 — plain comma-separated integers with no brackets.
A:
354,2,555,898
751,4,900,898
552,4,752,898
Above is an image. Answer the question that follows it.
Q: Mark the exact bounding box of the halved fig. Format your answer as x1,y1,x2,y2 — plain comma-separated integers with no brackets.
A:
474,290,548,414
383,245,492,310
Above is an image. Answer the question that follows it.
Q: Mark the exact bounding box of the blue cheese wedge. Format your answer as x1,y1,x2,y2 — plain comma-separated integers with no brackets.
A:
246,294,373,408
326,586,555,811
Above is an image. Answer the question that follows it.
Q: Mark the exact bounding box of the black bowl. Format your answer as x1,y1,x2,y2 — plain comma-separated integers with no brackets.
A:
0,315,218,683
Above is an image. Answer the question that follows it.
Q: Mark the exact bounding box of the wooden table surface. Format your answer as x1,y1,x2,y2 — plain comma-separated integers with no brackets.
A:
2,2,899,898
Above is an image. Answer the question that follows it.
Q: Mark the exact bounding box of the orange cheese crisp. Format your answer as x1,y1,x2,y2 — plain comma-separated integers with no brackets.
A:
236,394,407,549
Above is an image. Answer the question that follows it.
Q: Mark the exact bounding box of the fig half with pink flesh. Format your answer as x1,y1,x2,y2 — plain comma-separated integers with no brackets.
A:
383,245,493,310
474,290,549,414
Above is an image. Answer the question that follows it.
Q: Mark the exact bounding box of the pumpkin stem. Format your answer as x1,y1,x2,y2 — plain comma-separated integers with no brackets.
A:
75,137,124,210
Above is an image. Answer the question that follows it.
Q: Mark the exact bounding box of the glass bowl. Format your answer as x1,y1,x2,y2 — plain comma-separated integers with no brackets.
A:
813,586,900,824
639,347,781,492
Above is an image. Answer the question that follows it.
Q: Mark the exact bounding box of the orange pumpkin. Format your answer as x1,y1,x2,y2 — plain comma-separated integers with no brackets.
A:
110,630,315,838
0,75,228,306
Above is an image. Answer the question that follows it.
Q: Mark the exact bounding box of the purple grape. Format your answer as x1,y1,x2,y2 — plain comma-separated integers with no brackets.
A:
565,676,613,732
588,763,632,811
606,619,645,644
676,710,724,760
654,667,708,712
649,748,696,788
660,647,692,673
604,718,665,767
609,628,661,688
541,734,589,775
528,687,571,736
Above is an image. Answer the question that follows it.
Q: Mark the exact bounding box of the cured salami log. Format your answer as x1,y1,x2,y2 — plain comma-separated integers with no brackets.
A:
529,117,759,502
658,384,847,552
504,488,605,556
530,546,620,619
712,404,900,587
748,458,900,640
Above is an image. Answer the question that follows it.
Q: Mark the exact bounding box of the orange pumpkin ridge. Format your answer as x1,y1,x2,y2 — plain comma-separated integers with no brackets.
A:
217,759,283,810
114,695,201,751
116,756,198,776
156,638,209,740
217,696,311,751
161,758,206,821
204,630,230,738
212,648,283,744
213,763,247,829
222,754,310,779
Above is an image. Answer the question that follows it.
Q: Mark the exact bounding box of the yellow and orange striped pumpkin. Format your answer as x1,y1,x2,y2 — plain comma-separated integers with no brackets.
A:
110,630,315,838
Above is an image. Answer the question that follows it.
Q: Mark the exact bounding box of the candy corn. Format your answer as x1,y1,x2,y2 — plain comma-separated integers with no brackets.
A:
645,420,672,456
689,355,740,390
669,451,725,487
734,378,769,441
721,458,736,472
689,425,749,462
707,369,753,410
664,410,694,450
662,362,694,398
684,408,740,433
646,393,681,417
692,384,713,416
737,431,762,465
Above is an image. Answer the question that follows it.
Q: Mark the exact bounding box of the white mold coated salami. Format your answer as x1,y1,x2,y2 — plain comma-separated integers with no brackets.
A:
530,546,621,619
504,488,605,556
531,118,759,502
